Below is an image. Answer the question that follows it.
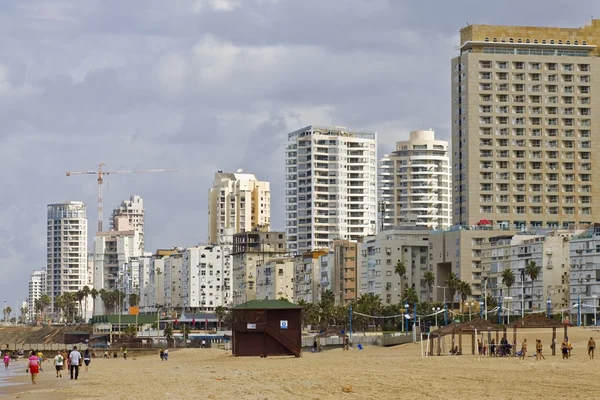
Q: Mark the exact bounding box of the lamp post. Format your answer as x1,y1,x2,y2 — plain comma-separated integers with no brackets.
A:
479,301,484,319
520,269,525,318
482,276,488,320
547,297,552,319
578,293,581,327
467,301,475,321
498,297,503,324
404,303,409,332
504,297,513,324
436,286,448,306
156,306,163,343
349,304,353,339
593,295,598,326
443,304,448,326
3,300,6,324
432,307,440,327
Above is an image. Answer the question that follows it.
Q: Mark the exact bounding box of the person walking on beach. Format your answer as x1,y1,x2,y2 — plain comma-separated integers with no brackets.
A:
83,349,91,373
164,348,169,361
535,339,545,360
27,350,40,385
160,349,164,361
588,337,595,360
37,351,44,372
562,338,570,360
3,351,10,369
123,347,128,360
69,346,82,380
53,351,64,378
520,339,527,360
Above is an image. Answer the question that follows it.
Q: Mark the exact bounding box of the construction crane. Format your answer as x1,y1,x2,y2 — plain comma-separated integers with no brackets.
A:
66,163,176,233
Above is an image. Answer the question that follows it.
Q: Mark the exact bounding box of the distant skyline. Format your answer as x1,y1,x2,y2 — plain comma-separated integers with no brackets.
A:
2,0,600,306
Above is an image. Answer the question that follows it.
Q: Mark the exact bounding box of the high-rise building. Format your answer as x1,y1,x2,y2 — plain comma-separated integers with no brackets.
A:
47,201,88,314
378,130,452,230
208,171,271,244
111,195,145,253
452,20,600,229
163,252,183,312
28,268,46,321
320,240,359,305
285,125,377,253
93,216,141,315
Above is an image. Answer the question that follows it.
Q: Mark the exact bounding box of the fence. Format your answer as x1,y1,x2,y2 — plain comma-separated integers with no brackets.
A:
2,343,90,352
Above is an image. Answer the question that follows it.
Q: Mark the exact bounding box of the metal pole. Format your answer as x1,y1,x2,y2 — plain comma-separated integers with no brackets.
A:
444,304,448,326
498,298,502,325
521,271,525,318
348,305,353,339
595,296,598,326
483,278,488,320
547,297,551,319
413,302,417,342
578,293,581,327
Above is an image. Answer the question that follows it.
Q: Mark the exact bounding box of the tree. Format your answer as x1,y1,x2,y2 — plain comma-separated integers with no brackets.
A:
82,286,91,321
525,260,541,310
123,324,138,339
318,290,336,326
39,294,51,323
403,287,419,305
164,324,174,341
90,288,98,318
446,272,460,310
501,269,516,298
424,270,435,301
214,306,227,329
395,260,407,291
458,280,472,312
99,289,108,314
181,324,191,341
2,307,11,322
76,290,85,321
129,293,140,308
20,307,28,324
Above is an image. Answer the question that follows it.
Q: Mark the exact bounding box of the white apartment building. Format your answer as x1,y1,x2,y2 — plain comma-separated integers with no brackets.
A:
285,125,378,253
111,195,145,253
93,216,141,315
569,224,600,325
47,201,88,314
181,245,231,312
358,228,430,305
482,230,573,317
208,171,271,244
256,258,295,301
147,257,166,312
378,130,452,230
452,21,600,228
28,268,46,321
164,253,183,311
294,250,328,304
232,230,287,306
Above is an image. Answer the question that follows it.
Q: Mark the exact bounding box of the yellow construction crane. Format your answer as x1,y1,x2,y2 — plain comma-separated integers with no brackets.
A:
66,163,176,233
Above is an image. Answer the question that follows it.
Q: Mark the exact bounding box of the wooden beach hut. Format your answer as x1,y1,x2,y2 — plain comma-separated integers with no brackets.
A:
506,314,566,356
232,300,302,357
429,318,502,356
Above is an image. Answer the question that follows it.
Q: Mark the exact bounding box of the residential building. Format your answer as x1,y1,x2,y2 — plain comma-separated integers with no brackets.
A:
181,245,230,312
208,171,271,244
256,257,295,301
481,230,573,317
378,130,452,230
452,20,600,228
28,268,46,321
569,224,600,325
47,201,88,314
164,252,183,312
294,249,328,304
285,125,378,253
138,252,153,312
429,227,516,304
231,229,287,306
92,216,141,315
141,249,178,313
111,195,145,253
320,240,359,305
358,228,430,305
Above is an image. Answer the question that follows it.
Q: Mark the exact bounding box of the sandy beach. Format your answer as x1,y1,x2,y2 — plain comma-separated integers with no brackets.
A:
3,327,600,400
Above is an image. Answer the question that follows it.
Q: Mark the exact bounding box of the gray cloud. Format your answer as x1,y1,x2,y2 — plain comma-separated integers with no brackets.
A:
2,0,600,307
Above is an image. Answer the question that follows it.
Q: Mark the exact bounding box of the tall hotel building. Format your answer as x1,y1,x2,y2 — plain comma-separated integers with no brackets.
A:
285,125,377,253
47,201,88,312
452,20,600,228
378,130,452,230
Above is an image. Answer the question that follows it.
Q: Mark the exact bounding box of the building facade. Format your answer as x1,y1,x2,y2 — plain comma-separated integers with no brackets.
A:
569,224,600,325
256,257,295,301
285,125,378,253
452,20,600,228
164,252,183,312
28,268,46,321
378,130,452,230
358,228,430,305
320,240,359,305
47,201,88,314
111,195,145,253
294,249,328,304
231,230,287,306
208,171,271,244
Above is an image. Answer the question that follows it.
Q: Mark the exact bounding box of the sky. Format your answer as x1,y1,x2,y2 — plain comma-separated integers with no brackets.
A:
1,0,600,311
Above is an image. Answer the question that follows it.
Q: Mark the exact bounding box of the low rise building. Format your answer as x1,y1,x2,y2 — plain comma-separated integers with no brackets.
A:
569,224,600,325
294,249,328,304
256,258,295,301
164,252,183,312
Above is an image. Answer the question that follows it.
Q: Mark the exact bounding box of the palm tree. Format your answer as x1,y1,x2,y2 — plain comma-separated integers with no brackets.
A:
39,294,51,323
395,260,407,291
20,307,28,324
403,287,419,305
123,325,137,339
82,286,91,321
501,269,516,298
458,281,472,312
3,307,12,322
129,293,140,308
525,260,541,310
164,324,174,341
424,271,435,301
90,288,98,318
76,290,85,321
446,272,460,311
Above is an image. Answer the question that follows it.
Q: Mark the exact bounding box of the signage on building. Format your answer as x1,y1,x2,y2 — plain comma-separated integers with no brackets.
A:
247,323,256,329
280,320,288,329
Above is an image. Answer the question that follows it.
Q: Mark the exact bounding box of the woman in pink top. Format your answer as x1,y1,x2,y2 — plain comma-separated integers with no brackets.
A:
3,351,10,369
27,351,39,385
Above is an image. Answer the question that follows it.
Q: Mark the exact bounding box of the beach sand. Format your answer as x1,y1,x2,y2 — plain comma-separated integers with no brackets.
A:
3,327,600,400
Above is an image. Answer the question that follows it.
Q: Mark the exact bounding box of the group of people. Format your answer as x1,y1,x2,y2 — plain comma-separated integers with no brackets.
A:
159,348,169,361
24,347,91,384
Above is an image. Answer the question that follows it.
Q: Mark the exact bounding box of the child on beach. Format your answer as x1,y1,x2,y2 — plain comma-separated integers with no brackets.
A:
54,351,64,378
28,351,40,385
3,351,10,369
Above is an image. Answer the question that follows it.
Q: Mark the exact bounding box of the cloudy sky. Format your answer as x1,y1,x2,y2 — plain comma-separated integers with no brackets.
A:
1,0,599,309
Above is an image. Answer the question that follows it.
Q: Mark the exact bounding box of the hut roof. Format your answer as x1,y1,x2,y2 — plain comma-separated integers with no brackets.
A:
233,300,302,310
316,328,348,338
458,317,503,332
506,314,564,328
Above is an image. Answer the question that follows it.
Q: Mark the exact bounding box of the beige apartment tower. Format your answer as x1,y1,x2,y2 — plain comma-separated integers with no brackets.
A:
452,20,600,229
208,171,271,244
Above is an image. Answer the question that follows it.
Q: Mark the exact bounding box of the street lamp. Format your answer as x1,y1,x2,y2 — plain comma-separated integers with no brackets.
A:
479,301,484,319
404,303,409,332
436,286,448,306
467,301,475,321
593,295,598,326
504,297,513,324
432,307,441,327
